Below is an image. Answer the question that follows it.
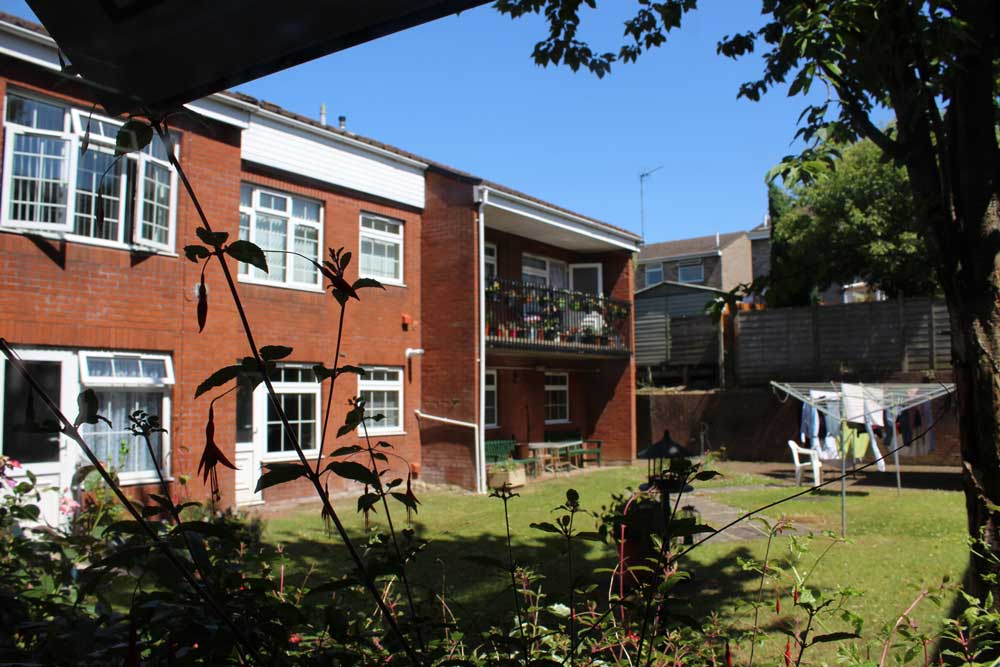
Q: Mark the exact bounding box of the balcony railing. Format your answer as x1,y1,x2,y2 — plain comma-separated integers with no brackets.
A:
485,278,631,354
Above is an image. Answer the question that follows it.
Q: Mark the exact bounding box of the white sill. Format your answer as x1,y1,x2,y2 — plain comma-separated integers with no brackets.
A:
237,274,325,294
358,274,406,288
357,430,407,438
485,424,500,430
0,225,178,257
119,475,174,487
260,451,319,464
544,419,572,425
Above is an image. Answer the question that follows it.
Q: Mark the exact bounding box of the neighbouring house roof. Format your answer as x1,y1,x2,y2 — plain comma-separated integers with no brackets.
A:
634,280,727,297
0,12,639,247
638,231,746,263
23,0,490,115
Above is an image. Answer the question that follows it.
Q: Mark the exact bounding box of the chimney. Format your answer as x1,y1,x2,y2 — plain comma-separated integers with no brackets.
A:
319,102,327,126
338,115,347,130
715,231,720,248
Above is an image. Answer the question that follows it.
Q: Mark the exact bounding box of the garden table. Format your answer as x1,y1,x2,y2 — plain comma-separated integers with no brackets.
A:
528,440,583,472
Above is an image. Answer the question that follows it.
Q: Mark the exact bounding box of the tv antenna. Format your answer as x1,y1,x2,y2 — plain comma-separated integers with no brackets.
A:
639,165,663,241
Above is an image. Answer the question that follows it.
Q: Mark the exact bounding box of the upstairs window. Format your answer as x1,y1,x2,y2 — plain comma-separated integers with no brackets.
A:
1,93,179,251
359,213,403,285
677,261,704,283
238,184,323,289
644,263,663,286
485,243,497,279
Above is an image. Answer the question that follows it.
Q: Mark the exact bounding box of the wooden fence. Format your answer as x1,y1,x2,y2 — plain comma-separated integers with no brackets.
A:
636,312,720,374
734,297,950,385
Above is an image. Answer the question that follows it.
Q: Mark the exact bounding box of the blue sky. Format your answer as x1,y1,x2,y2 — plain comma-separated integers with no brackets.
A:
4,1,850,242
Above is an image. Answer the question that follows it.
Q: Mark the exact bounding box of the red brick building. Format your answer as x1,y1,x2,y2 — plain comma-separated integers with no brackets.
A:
0,14,640,522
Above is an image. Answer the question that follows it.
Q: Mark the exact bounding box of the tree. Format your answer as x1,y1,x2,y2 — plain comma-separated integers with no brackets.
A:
766,139,937,307
494,0,1000,604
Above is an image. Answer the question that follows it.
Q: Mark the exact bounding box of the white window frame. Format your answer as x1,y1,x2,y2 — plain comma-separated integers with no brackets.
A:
0,91,180,253
357,366,405,436
76,350,174,485
485,243,497,279
544,372,570,425
260,364,321,462
677,261,704,284
359,212,404,286
484,369,498,429
238,183,324,292
644,263,663,286
521,253,568,289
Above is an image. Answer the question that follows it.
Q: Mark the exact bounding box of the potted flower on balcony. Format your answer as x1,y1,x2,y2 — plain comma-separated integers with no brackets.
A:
581,325,596,344
487,458,527,489
543,317,560,340
523,314,542,340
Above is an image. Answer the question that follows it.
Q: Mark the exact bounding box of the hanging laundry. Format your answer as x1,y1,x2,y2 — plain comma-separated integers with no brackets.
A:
811,390,841,460
841,383,867,424
920,402,935,452
899,408,914,446
864,409,886,472
863,386,885,428
800,402,814,444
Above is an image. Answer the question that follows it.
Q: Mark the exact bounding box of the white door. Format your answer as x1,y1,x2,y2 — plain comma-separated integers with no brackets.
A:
0,349,79,527
233,385,262,505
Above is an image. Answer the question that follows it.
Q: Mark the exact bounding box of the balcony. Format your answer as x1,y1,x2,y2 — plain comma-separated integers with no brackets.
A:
485,279,631,356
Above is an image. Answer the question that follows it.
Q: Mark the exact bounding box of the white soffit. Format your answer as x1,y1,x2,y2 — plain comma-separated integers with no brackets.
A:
482,187,640,253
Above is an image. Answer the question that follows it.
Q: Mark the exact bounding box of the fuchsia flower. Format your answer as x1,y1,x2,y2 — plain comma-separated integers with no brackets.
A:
8,459,21,469
289,633,301,645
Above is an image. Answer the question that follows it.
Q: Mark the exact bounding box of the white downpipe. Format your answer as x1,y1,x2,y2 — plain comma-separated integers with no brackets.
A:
475,189,488,494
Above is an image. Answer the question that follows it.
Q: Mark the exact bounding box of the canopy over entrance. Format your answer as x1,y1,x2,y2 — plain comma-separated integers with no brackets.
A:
771,381,955,536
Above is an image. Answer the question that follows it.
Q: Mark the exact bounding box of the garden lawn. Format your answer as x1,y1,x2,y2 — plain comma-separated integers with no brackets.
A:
264,462,966,662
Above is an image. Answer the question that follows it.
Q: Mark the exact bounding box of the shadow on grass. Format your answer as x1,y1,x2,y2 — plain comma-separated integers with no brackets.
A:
273,517,765,636
759,468,962,492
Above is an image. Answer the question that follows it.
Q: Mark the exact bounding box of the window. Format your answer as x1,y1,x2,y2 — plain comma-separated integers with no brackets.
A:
644,263,663,286
485,243,497,279
485,370,498,428
677,261,704,283
239,184,323,289
521,254,567,289
1,93,179,250
358,367,403,434
2,361,62,464
77,352,173,483
264,365,320,457
544,373,569,424
359,213,403,284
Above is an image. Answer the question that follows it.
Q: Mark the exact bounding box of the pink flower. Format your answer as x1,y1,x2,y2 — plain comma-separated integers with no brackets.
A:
2,477,14,490
8,459,21,469
59,494,81,515
289,633,301,644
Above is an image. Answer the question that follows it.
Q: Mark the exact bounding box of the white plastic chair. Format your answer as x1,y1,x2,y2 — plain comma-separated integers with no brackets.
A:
788,440,823,486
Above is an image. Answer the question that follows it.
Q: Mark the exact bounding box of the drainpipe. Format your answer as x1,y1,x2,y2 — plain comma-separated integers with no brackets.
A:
475,186,488,494
414,410,479,487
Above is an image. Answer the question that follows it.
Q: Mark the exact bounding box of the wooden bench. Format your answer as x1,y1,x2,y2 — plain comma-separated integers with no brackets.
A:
543,430,603,468
485,438,539,476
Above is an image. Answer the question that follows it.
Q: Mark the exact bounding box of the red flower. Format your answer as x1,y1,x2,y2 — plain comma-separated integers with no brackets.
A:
197,406,237,500
725,641,732,667
775,591,781,614
289,633,301,644
784,638,792,667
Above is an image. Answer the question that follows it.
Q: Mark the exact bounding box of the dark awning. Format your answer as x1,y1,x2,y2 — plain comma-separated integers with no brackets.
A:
26,0,489,115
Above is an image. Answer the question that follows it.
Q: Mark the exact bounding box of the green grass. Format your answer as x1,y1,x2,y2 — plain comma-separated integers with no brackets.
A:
263,462,967,661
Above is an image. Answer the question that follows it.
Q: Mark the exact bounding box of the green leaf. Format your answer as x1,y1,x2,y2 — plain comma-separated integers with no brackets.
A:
810,632,860,644
226,240,268,272
255,463,309,492
115,119,153,156
391,492,418,512
352,277,385,290
694,470,722,481
259,345,293,361
357,492,380,512
337,365,366,377
330,445,362,457
183,245,211,263
530,521,560,534
195,227,229,248
327,461,378,486
194,365,242,398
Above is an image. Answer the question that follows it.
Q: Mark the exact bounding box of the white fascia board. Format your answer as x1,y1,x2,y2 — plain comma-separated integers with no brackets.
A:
209,93,428,172
0,21,61,72
639,249,723,264
184,96,250,129
747,229,770,240
481,186,641,252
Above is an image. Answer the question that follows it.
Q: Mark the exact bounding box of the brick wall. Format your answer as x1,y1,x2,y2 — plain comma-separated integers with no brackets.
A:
637,389,960,465
662,255,722,288
0,66,423,507
418,171,479,486
720,235,752,291
750,237,771,282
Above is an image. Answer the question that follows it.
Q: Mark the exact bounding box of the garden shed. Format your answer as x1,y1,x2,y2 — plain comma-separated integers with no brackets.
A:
635,281,725,386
